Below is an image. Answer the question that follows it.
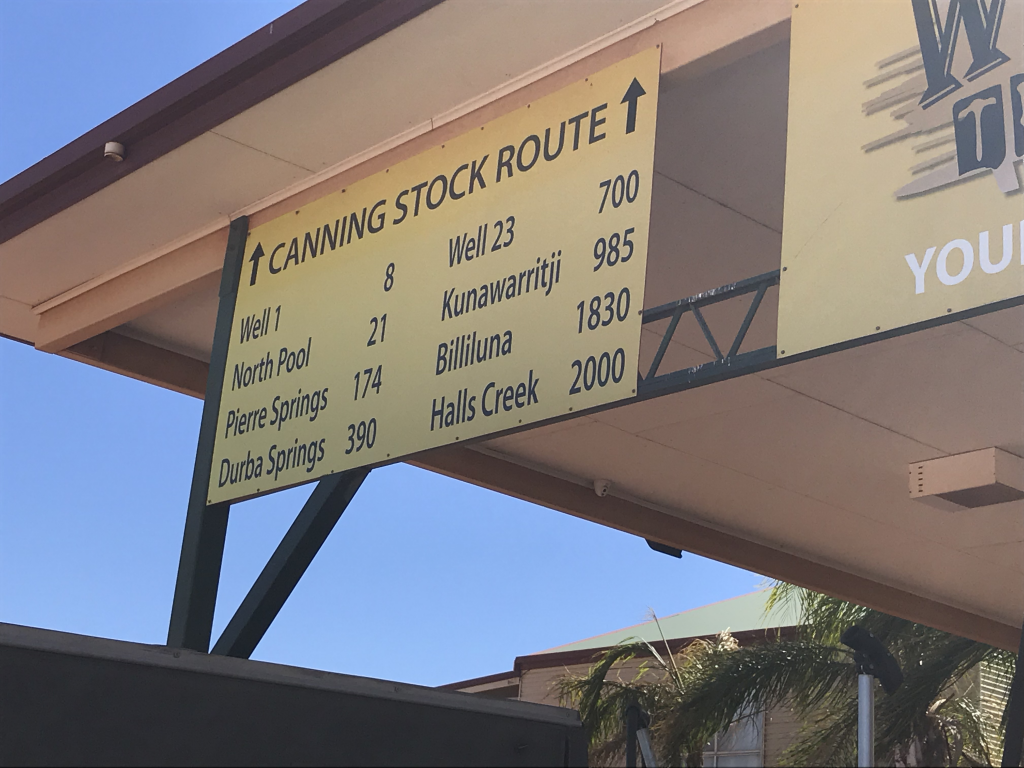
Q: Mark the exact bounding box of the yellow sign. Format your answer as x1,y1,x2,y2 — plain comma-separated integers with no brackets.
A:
778,0,1023,357
208,48,661,503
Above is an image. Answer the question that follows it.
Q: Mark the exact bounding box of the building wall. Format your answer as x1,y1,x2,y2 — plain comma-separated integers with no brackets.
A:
980,661,1012,765
763,701,803,765
520,657,654,708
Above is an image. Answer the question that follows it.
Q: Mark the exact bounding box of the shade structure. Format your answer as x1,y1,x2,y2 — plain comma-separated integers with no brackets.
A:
1,0,1020,652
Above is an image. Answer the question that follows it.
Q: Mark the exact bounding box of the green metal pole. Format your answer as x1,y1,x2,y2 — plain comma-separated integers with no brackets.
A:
167,216,248,651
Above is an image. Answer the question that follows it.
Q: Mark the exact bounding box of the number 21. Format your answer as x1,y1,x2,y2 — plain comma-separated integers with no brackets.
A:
367,314,387,346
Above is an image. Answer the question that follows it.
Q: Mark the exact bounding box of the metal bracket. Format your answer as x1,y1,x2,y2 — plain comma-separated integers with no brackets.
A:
638,271,780,397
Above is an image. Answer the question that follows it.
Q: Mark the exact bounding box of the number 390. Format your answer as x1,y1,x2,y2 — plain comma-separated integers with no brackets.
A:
345,418,377,454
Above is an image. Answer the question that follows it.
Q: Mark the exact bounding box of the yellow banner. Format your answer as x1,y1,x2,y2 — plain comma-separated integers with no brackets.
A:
208,48,661,503
778,0,1023,357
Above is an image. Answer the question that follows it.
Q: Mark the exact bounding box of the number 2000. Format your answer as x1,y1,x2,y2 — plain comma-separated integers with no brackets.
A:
569,349,626,395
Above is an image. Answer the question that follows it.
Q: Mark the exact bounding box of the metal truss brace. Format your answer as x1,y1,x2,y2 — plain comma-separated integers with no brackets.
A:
638,271,780,398
212,469,370,659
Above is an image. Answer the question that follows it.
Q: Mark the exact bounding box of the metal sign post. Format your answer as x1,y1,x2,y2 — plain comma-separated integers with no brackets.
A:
623,702,656,768
857,673,875,768
167,216,371,657
167,216,249,652
842,624,902,768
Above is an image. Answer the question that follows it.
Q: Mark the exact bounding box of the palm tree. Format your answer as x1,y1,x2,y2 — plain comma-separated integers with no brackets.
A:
558,584,1015,767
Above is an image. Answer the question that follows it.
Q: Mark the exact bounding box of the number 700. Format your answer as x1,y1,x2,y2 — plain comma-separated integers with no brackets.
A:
598,170,640,213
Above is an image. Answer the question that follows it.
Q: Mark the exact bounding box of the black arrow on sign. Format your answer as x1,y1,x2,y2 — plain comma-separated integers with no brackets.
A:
621,77,647,135
248,243,265,286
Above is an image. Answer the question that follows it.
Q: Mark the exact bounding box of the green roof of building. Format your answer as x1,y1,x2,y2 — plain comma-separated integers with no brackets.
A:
534,589,800,655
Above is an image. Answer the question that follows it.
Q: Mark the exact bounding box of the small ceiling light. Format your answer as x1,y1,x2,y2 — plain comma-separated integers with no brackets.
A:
103,141,125,162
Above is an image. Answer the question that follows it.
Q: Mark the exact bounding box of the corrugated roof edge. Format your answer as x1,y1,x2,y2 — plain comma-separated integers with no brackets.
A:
439,626,799,692
533,589,784,656
439,591,806,691
511,625,800,677
0,0,443,246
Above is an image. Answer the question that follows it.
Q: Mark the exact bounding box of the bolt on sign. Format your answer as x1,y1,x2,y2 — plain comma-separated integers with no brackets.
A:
207,48,661,504
778,0,1023,357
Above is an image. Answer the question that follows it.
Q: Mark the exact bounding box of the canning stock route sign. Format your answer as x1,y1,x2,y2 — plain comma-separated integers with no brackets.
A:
207,48,661,504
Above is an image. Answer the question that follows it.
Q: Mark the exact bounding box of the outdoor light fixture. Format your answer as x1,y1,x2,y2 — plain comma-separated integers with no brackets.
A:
842,625,903,695
103,141,125,162
646,539,682,558
842,624,903,768
910,448,1024,510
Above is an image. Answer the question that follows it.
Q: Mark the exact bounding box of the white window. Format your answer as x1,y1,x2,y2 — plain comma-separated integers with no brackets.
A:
703,708,764,767
980,661,1012,766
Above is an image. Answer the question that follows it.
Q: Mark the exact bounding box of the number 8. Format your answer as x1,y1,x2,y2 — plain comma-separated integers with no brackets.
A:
607,233,620,266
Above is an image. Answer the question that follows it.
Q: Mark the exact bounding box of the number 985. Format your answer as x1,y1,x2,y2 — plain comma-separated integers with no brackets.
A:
594,228,635,271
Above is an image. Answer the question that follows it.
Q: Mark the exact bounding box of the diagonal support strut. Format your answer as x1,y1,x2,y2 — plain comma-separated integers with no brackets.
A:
690,305,723,360
211,469,370,659
727,282,769,358
645,306,684,381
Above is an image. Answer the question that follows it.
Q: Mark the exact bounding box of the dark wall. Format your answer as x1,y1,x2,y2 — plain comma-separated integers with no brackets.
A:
0,625,586,767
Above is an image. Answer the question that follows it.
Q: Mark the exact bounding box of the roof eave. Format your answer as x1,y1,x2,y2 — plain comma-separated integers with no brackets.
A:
0,0,443,245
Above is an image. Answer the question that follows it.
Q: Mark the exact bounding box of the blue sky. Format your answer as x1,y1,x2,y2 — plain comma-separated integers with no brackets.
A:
0,0,762,687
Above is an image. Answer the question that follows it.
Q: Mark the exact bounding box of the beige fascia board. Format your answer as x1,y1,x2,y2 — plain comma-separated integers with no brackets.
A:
61,330,209,399
33,228,228,354
0,296,38,345
28,0,790,355
408,446,1021,653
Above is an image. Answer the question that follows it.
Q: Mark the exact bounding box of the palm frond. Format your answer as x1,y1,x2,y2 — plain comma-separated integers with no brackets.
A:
557,641,648,742
768,582,869,647
934,694,993,766
658,639,854,763
874,634,994,758
648,611,685,690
